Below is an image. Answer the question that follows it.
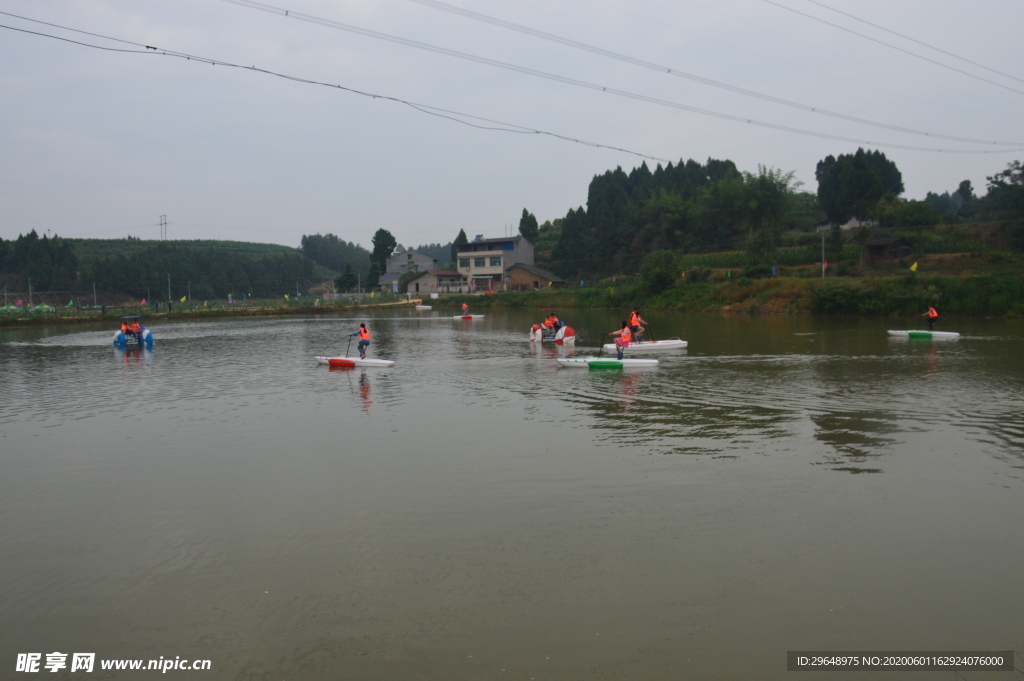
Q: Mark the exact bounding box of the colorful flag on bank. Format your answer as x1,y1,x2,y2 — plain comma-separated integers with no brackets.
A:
67,299,74,307
140,298,146,306
823,260,829,271
910,262,918,272
284,294,289,300
180,295,187,303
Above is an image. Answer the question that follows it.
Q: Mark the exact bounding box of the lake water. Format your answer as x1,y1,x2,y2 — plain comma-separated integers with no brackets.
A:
2,310,1022,680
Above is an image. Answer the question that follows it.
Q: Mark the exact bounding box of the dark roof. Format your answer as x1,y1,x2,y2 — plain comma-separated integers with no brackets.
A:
507,263,564,282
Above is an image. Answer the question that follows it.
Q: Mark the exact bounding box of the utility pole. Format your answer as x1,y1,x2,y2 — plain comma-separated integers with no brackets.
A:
821,231,825,279
93,282,97,308
28,278,32,307
167,273,171,302
160,215,167,240
187,280,191,302
357,273,360,294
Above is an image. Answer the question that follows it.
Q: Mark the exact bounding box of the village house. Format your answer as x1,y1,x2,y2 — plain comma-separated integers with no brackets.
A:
455,235,535,291
404,270,471,294
505,263,565,290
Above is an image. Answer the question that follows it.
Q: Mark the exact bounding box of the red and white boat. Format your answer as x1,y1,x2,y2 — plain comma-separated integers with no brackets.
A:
315,356,395,368
453,314,485,319
529,324,576,345
600,338,687,352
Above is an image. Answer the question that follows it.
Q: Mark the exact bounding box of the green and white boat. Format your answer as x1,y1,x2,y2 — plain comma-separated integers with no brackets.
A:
887,330,960,340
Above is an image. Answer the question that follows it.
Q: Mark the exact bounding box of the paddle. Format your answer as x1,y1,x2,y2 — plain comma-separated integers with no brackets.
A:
345,335,352,358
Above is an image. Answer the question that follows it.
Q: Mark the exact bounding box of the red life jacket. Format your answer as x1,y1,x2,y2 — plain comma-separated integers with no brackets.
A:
358,328,370,341
620,327,632,343
131,322,141,332
927,307,938,319
629,312,641,326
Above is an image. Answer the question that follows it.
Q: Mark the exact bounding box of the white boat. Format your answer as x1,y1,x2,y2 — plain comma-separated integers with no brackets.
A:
529,324,576,345
415,305,432,310
556,357,659,368
601,338,686,352
315,356,395,368
453,314,485,319
887,330,960,340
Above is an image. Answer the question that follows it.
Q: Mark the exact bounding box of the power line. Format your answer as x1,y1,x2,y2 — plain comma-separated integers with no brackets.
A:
3,13,1021,155
797,0,1024,86
0,20,669,163
215,0,1022,152
399,0,1021,147
761,0,1024,97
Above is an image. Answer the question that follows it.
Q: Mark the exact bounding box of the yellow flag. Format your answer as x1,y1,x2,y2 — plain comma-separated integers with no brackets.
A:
910,262,918,272
180,295,187,302
284,294,289,300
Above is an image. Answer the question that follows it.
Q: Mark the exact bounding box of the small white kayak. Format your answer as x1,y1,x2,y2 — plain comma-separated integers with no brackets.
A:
315,356,395,368
887,330,960,340
415,305,432,310
453,314,485,319
601,338,687,352
556,358,659,369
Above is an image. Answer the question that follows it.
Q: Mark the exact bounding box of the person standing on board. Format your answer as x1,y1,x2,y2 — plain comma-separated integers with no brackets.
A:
609,320,632,360
461,302,469,316
922,306,939,331
351,323,371,359
629,309,647,343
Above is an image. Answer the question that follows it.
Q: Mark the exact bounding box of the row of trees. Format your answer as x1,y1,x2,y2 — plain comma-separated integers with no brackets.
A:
547,158,800,276
0,234,320,300
529,152,1024,279
0,231,79,292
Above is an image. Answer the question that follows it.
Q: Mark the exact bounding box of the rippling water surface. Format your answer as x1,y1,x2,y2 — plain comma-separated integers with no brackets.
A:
2,310,1022,679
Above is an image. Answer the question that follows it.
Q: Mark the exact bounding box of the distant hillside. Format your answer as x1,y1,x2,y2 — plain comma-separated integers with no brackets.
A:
69,238,328,271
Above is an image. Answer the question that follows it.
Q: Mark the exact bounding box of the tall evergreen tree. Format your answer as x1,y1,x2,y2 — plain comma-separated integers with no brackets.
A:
518,209,539,244
451,228,468,263
370,228,397,273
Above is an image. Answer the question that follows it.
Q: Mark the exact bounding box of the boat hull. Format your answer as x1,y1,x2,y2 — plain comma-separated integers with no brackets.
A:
453,315,485,319
315,356,395,368
887,330,960,340
556,358,658,369
601,338,686,352
415,305,432,310
529,324,576,345
113,328,154,346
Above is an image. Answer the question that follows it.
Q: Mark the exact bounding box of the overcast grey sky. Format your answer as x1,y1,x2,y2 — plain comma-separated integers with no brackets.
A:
2,0,1022,249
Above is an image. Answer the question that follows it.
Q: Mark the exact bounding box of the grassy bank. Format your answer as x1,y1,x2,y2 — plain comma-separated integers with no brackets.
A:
432,271,1024,317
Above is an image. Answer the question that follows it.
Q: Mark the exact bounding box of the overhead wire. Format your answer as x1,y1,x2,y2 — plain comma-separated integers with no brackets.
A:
3,9,1022,155
398,0,1020,146
797,0,1024,86
760,0,1024,97
210,0,1020,153
0,18,669,163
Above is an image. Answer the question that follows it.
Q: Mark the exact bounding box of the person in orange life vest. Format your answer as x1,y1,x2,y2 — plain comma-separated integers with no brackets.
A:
922,306,939,331
130,321,141,338
629,309,647,342
351,323,371,359
609,320,632,360
121,321,133,340
461,303,469,315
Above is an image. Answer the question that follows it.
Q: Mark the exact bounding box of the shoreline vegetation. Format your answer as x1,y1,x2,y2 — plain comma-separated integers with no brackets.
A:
4,270,1022,328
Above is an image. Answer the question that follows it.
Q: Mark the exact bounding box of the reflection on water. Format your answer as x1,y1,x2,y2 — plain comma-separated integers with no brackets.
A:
2,311,1023,679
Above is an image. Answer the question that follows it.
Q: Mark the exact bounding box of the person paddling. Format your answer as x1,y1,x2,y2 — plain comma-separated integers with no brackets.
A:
922,306,939,331
609,320,632,360
351,323,371,359
461,303,469,316
629,309,647,343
